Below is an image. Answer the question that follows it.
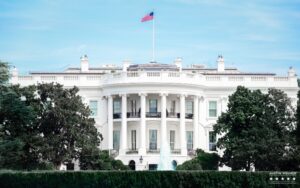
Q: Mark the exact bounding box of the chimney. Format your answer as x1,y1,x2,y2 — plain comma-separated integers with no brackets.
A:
80,55,89,72
288,66,296,77
217,55,225,72
174,57,182,72
122,60,131,72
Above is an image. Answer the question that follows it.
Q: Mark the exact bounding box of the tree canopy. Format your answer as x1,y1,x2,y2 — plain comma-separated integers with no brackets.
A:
36,83,102,169
214,86,298,171
0,83,105,170
0,63,126,170
80,149,129,170
176,149,219,170
0,61,9,85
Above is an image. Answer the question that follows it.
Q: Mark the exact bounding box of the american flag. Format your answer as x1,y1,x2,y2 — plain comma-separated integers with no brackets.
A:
141,12,154,22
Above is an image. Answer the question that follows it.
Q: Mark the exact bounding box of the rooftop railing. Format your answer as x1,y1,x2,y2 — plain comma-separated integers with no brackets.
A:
12,71,297,88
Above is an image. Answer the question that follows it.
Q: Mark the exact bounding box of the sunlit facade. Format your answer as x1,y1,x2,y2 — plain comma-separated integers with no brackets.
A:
11,55,298,170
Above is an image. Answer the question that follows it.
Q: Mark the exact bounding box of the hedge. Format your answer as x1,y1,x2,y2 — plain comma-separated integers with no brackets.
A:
0,170,299,188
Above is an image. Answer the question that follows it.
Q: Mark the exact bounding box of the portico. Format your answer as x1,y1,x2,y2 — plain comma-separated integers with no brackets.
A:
105,92,203,158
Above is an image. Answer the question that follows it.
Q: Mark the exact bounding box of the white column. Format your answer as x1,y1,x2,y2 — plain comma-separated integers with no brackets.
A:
180,94,187,155
221,97,228,113
193,95,199,150
107,96,113,150
120,94,127,154
199,96,207,151
139,93,147,155
160,93,167,152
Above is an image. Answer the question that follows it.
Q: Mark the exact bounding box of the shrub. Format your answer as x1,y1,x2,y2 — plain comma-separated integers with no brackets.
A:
0,171,299,188
177,149,219,170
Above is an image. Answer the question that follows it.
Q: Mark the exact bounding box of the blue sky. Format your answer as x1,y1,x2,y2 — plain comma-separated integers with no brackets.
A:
0,0,300,76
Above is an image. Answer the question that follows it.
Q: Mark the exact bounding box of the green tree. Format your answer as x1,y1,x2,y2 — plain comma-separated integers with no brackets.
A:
0,61,9,85
80,149,129,170
293,90,300,170
256,88,295,171
0,82,104,170
176,159,202,170
176,149,219,170
297,90,300,145
0,85,46,169
214,86,296,171
36,83,102,169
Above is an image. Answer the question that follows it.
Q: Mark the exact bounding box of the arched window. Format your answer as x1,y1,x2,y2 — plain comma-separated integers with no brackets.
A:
129,160,136,170
172,160,177,170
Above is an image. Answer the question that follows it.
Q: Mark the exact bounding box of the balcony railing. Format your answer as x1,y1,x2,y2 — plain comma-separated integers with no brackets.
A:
114,112,194,119
113,113,122,119
126,149,138,154
171,149,181,154
127,112,140,118
167,112,178,118
147,149,160,154
176,113,194,119
13,71,296,89
113,113,121,119
186,113,193,119
146,112,161,118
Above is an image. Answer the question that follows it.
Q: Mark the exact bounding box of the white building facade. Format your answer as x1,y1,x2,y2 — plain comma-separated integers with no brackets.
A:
11,55,298,170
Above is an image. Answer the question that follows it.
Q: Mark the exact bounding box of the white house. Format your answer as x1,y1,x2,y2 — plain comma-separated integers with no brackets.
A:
10,55,298,170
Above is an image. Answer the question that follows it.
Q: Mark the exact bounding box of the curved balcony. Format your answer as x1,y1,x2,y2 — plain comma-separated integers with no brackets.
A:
102,71,200,86
146,112,161,118
113,112,194,119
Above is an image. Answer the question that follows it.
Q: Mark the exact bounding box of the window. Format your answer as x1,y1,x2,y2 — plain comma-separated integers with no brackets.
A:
172,160,177,170
113,100,121,113
170,100,176,116
170,130,175,150
209,131,217,151
131,130,136,150
209,101,217,117
186,131,193,150
149,129,157,150
89,100,98,116
149,99,157,113
186,101,193,114
113,130,120,150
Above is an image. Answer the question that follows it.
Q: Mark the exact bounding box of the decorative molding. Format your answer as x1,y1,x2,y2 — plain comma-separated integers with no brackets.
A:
159,92,168,97
193,95,200,100
138,93,148,97
177,93,187,98
221,96,228,101
119,93,127,97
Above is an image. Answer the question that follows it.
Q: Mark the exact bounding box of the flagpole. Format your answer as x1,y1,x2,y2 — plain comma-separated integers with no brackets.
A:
152,16,155,62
